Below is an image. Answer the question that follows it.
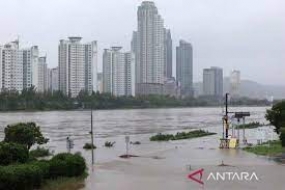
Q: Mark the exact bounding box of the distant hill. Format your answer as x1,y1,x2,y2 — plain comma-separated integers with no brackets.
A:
194,79,285,99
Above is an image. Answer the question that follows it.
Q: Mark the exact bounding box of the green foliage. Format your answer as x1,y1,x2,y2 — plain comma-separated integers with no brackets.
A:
83,143,96,150
0,142,29,166
31,160,51,179
150,130,217,141
29,147,51,158
235,122,264,129
49,153,86,178
266,101,285,147
40,176,86,190
266,101,285,134
104,141,115,147
0,87,272,111
0,163,44,190
243,140,283,156
0,152,86,190
4,122,49,150
280,128,285,147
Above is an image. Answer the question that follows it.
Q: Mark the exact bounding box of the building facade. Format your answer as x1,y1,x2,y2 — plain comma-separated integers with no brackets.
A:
23,46,39,89
163,77,180,97
136,1,165,95
37,56,49,92
203,67,223,97
50,67,59,92
103,47,135,97
0,41,23,92
176,40,193,97
125,52,136,96
58,37,97,97
230,70,241,97
164,28,172,79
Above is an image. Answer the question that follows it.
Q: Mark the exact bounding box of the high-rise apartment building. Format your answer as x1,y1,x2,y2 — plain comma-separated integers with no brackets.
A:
23,46,39,89
37,56,49,92
97,73,103,94
125,52,136,96
50,67,59,92
58,37,97,97
230,70,241,97
0,41,23,92
131,31,138,83
0,40,43,93
136,1,165,95
164,29,172,79
203,67,223,97
103,47,135,97
176,40,193,97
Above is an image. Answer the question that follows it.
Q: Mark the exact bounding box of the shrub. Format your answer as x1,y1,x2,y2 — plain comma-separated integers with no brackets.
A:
30,147,51,158
150,130,217,141
104,141,115,147
31,160,50,179
130,141,141,145
83,143,96,150
0,163,44,190
0,153,86,190
0,142,29,165
49,153,86,178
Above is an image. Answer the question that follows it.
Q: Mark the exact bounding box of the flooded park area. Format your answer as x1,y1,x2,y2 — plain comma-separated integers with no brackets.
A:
0,107,284,190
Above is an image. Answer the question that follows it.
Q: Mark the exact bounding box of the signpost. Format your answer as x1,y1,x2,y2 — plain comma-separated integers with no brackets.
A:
125,136,130,156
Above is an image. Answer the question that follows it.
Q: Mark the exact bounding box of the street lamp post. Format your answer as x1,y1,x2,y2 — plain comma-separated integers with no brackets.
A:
90,106,94,165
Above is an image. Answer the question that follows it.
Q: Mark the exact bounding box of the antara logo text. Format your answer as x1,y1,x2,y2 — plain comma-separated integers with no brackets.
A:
188,168,259,185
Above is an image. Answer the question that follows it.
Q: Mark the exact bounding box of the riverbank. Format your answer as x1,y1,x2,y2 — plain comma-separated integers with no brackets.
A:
243,140,283,156
41,176,86,190
235,122,268,129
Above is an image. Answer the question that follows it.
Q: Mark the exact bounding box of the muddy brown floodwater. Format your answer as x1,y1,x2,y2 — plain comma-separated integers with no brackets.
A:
0,107,283,190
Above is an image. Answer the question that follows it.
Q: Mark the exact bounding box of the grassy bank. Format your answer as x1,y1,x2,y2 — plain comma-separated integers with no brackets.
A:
41,175,86,190
235,122,267,129
243,140,283,156
150,130,217,141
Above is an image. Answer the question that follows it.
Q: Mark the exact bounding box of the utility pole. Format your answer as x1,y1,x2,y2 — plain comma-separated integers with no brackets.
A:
91,106,94,165
225,93,229,138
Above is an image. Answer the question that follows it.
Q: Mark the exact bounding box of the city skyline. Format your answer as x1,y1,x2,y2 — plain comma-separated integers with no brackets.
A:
0,0,284,85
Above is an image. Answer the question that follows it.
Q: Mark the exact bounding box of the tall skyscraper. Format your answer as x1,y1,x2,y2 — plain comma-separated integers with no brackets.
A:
37,56,49,92
97,73,103,93
23,46,39,89
203,67,223,97
58,37,97,97
131,31,138,83
85,41,98,93
0,40,23,92
103,47,135,97
50,67,59,92
136,1,165,95
176,40,193,97
125,52,136,96
230,70,241,97
164,28,172,79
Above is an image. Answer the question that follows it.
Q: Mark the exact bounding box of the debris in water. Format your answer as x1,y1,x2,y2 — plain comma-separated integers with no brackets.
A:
218,160,234,167
119,154,139,159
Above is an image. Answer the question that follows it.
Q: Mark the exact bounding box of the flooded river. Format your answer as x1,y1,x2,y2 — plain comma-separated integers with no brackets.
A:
0,107,284,190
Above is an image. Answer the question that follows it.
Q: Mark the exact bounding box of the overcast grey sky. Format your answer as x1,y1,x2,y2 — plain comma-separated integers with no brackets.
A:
0,0,284,85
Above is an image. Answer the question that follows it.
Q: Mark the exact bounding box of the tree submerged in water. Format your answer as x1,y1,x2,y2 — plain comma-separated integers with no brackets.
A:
266,101,285,147
4,122,49,150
